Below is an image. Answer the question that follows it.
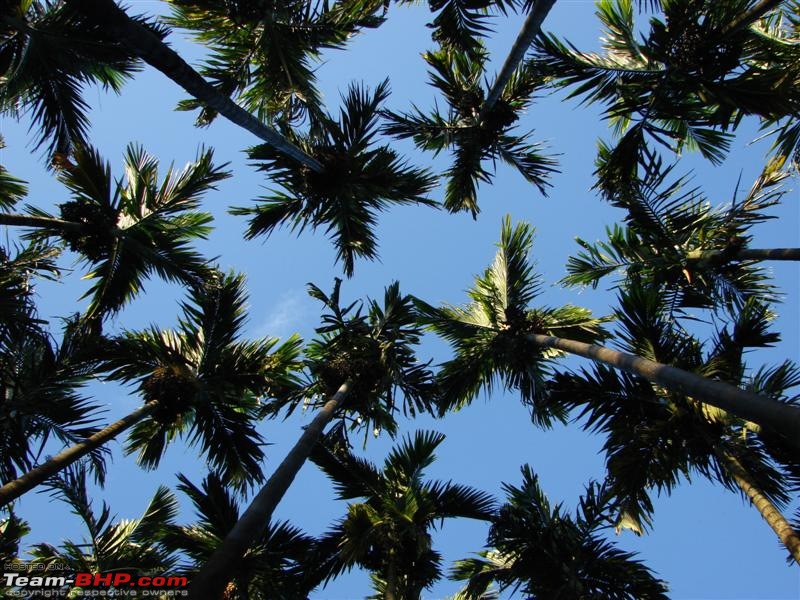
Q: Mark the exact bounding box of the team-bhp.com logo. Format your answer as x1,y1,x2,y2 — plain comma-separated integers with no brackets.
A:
2,565,188,597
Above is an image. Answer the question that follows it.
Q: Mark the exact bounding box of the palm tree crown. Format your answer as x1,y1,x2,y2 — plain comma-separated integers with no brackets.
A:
383,49,557,216
451,465,669,599
416,216,607,421
24,144,229,319
283,277,439,439
531,0,800,190
311,429,497,599
563,155,786,310
548,285,800,538
232,80,437,277
102,271,303,490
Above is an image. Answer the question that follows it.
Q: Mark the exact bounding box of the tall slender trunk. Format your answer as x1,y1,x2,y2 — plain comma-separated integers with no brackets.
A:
478,0,557,121
685,247,800,262
188,381,353,600
525,333,800,444
64,0,322,172
384,557,398,600
725,454,800,565
0,213,84,233
0,401,159,506
735,248,800,261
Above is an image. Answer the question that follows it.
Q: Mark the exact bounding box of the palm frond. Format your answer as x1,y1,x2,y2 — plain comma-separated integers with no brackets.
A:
0,511,30,563
0,147,27,211
532,0,800,183
424,480,497,520
168,0,384,125
568,154,782,310
428,0,494,60
311,433,384,500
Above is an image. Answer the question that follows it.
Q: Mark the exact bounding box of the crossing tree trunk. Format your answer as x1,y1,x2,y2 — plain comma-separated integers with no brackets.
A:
188,381,353,600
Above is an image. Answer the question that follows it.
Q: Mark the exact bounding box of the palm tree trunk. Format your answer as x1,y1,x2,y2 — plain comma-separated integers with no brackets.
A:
725,454,800,565
63,0,322,172
0,400,159,507
685,247,800,262
188,380,353,600
384,559,398,600
478,0,557,121
735,248,800,261
525,333,800,445
0,213,84,233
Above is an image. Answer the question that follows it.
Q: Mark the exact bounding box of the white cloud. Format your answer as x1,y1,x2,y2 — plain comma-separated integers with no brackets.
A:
255,289,312,338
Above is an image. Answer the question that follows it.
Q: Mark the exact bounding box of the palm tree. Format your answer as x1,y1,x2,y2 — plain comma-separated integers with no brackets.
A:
417,216,800,445
26,464,177,582
167,0,385,127
309,429,496,600
451,465,669,599
231,80,437,276
380,0,563,212
63,0,322,170
530,0,800,191
563,155,793,310
382,48,556,216
0,312,106,490
0,0,167,159
0,271,303,505
547,287,800,562
188,278,438,600
0,144,227,320
413,215,610,421
162,473,324,599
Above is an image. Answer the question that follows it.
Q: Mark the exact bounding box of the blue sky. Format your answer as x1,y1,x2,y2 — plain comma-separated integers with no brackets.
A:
2,0,800,598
